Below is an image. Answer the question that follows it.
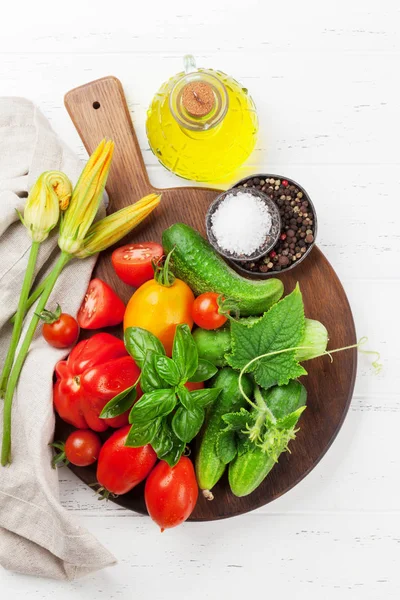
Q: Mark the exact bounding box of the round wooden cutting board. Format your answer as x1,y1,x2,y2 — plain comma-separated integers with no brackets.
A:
57,76,357,520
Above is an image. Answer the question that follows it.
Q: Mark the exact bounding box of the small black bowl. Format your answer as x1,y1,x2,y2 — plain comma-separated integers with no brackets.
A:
229,174,318,278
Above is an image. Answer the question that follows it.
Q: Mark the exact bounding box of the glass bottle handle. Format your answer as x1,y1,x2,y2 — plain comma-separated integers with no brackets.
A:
183,54,197,74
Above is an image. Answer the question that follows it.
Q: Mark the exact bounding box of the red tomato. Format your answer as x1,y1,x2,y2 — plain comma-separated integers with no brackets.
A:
64,430,102,467
53,333,142,431
96,426,157,495
145,457,198,531
192,292,228,330
112,242,163,288
185,381,205,392
42,313,79,349
78,278,125,330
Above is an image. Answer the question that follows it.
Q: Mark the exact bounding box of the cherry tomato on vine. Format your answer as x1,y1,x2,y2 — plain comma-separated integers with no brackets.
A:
112,242,164,288
78,278,125,330
145,457,198,531
51,430,102,468
39,304,79,349
192,292,228,330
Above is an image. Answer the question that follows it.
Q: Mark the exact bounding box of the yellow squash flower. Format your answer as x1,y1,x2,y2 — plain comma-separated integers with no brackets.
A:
76,193,162,258
59,139,114,255
21,171,72,242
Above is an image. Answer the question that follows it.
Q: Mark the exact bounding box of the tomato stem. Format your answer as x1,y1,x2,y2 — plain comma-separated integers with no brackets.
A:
0,241,40,398
1,251,71,466
154,248,176,287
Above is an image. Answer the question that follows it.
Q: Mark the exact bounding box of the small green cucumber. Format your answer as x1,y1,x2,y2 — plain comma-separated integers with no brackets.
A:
192,325,231,367
162,223,284,316
195,368,253,498
228,446,276,497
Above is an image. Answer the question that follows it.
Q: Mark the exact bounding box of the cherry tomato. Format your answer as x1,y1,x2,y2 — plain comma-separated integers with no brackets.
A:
185,381,205,392
145,457,198,531
112,242,163,288
64,430,102,467
124,278,194,356
42,312,79,349
78,278,125,330
96,426,157,495
192,292,228,330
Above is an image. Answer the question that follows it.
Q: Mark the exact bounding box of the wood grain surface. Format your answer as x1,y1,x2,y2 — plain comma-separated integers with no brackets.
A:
61,76,357,521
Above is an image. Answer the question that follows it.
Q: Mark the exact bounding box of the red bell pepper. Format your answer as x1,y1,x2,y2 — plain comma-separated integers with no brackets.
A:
53,332,141,431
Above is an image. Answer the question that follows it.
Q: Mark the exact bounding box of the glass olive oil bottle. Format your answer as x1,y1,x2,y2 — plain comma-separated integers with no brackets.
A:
146,55,258,183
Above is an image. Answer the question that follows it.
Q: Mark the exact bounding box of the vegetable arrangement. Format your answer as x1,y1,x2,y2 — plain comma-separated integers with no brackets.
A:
2,137,380,532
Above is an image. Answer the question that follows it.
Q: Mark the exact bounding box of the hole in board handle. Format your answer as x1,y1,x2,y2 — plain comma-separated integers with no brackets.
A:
93,101,101,110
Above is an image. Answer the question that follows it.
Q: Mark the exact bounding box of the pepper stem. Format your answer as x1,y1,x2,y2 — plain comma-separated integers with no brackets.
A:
0,241,41,398
1,251,71,466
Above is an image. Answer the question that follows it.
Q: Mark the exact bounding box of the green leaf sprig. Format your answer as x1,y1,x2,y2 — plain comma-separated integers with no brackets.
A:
101,324,220,466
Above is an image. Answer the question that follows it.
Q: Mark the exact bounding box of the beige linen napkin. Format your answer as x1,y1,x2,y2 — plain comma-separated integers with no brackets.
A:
0,97,116,579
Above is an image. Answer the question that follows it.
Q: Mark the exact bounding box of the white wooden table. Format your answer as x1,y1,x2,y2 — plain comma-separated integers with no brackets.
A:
1,0,399,597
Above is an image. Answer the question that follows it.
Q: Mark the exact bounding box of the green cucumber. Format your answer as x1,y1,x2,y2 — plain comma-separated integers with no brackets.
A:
162,223,284,316
228,381,307,497
195,368,253,499
192,325,231,367
229,445,276,497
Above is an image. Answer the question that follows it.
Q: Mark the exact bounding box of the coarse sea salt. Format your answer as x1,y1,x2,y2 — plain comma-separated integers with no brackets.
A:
211,191,272,256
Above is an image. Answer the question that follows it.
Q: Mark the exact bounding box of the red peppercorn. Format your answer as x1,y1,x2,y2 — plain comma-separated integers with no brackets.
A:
282,180,289,187
280,233,287,241
270,251,277,258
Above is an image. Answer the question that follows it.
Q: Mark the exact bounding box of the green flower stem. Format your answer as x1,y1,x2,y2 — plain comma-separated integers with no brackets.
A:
10,276,50,325
1,251,71,466
0,242,41,398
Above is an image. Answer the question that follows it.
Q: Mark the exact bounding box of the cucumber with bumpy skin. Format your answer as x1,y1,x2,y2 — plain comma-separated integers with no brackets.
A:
195,368,253,499
192,325,231,367
162,224,284,316
228,381,307,497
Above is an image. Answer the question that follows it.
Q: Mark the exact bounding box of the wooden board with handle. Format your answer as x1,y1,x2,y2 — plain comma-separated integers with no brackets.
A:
59,76,357,520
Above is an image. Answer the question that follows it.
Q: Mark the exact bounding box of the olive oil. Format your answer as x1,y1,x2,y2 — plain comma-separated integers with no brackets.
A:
146,56,258,183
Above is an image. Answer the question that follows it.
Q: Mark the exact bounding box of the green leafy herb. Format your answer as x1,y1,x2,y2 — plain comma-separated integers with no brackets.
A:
188,358,218,383
172,405,204,442
162,433,186,467
172,323,198,380
125,326,165,368
100,385,137,419
125,324,219,466
216,430,237,464
176,385,194,410
227,285,307,389
156,355,181,386
129,389,177,425
151,419,174,457
125,418,161,447
189,387,221,408
140,351,168,393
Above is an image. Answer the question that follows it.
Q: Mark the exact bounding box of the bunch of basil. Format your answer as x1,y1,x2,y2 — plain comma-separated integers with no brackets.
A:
100,324,221,466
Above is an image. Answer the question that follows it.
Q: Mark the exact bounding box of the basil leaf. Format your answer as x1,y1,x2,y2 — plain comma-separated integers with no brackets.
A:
151,419,174,458
188,359,218,383
162,434,186,467
176,385,194,410
141,351,168,393
125,419,161,447
155,355,181,386
100,385,137,419
124,327,165,368
172,405,204,442
190,387,221,408
172,324,198,380
129,389,177,425
216,430,237,464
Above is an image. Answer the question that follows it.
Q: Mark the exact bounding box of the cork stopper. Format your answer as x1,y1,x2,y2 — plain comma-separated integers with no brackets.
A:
182,82,215,117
